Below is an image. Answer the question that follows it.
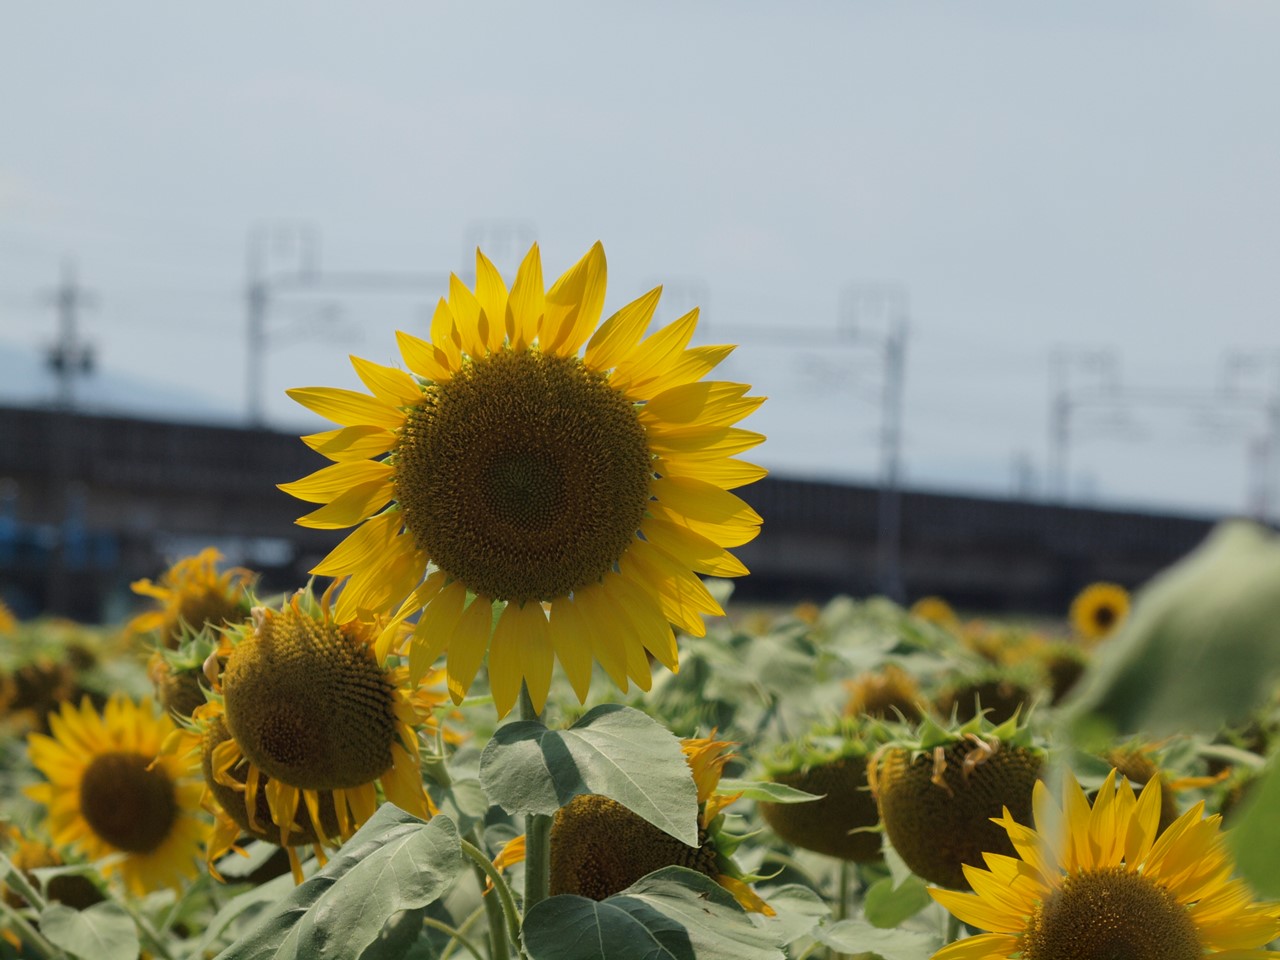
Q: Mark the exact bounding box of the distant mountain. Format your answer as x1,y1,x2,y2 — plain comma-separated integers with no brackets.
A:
0,338,238,423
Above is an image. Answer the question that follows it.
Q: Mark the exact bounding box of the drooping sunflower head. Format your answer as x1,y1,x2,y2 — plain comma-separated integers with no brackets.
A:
1,826,104,911
844,663,927,723
147,629,222,720
929,768,1280,960
282,243,766,717
549,735,771,914
128,548,254,648
934,664,1040,726
759,716,889,862
1069,581,1130,642
23,695,207,897
196,588,431,877
868,713,1045,890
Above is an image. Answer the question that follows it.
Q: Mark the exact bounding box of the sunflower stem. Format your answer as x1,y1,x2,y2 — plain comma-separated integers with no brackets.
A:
518,683,552,914
945,911,962,944
436,902,487,960
0,896,65,960
422,914,487,960
0,854,48,913
461,837,519,960
117,896,178,960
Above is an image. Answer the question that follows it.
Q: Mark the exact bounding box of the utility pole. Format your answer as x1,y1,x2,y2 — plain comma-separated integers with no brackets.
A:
45,261,96,410
842,285,909,602
1047,348,1120,502
43,261,96,616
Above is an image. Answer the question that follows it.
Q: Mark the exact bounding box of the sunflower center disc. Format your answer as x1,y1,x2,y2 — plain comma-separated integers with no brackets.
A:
79,751,178,854
1023,867,1201,960
395,349,652,604
1093,604,1116,629
222,607,399,791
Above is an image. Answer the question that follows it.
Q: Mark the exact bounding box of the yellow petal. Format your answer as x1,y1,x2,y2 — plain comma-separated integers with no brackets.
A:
278,460,394,504
651,475,761,530
641,382,764,433
640,518,749,577
350,355,422,407
506,246,544,351
517,603,554,714
627,344,736,401
585,286,662,371
656,455,766,491
302,425,398,463
548,597,595,703
471,251,510,352
929,888,1025,934
648,426,767,461
286,387,405,430
487,603,526,719
311,512,401,576
610,309,699,395
930,933,1021,960
572,584,630,692
396,329,455,382
295,479,394,530
446,596,496,705
543,241,606,358
449,274,486,356
409,579,469,684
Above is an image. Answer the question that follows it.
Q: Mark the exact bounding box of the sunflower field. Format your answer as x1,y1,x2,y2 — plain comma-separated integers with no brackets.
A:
5,245,1280,960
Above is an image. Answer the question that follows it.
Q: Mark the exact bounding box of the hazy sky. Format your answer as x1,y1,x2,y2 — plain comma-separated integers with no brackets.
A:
3,2,1278,517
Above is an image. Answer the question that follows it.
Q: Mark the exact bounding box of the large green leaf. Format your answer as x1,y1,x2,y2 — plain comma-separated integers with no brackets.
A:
862,876,931,929
479,704,699,845
216,808,463,960
1227,757,1280,896
39,902,139,960
815,919,939,960
522,867,783,960
1063,522,1280,742
749,884,829,946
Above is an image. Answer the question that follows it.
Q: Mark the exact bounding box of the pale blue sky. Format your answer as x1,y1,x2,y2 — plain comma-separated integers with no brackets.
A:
2,2,1278,516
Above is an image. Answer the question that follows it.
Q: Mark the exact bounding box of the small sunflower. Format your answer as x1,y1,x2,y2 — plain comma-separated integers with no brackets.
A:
2,826,103,911
0,599,17,633
1068,581,1130,643
869,715,1045,890
910,596,960,629
548,736,772,914
930,768,1280,960
281,243,766,716
196,588,432,879
24,695,207,896
129,548,253,648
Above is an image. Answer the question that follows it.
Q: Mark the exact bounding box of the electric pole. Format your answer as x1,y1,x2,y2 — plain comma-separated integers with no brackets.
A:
45,261,96,410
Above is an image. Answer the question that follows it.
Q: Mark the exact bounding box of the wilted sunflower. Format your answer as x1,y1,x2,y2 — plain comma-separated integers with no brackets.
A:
930,768,1280,960
281,243,766,716
844,663,927,723
759,716,888,862
197,589,432,879
129,548,253,648
547,736,772,914
869,715,1045,889
1068,581,1129,642
24,695,206,896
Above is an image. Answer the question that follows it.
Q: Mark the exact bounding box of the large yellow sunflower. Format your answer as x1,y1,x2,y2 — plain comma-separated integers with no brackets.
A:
128,548,253,648
24,695,207,897
195,588,433,880
930,768,1280,959
281,243,765,716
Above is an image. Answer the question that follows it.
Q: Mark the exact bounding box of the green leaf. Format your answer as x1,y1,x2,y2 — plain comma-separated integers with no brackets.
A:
215,807,464,960
480,704,699,845
862,876,931,928
750,884,829,946
815,919,939,960
197,870,301,957
426,777,490,835
1228,757,1280,896
523,867,783,960
39,902,139,960
1064,522,1280,741
717,779,821,804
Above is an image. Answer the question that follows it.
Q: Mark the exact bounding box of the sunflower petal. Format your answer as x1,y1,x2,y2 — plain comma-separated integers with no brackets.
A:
302,425,397,462
286,387,405,430
506,245,544,351
278,460,394,504
350,355,422,407
543,241,606,358
586,286,662,371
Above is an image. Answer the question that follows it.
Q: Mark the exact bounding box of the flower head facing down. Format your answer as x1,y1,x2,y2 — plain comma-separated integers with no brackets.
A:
930,768,1280,960
282,243,765,716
